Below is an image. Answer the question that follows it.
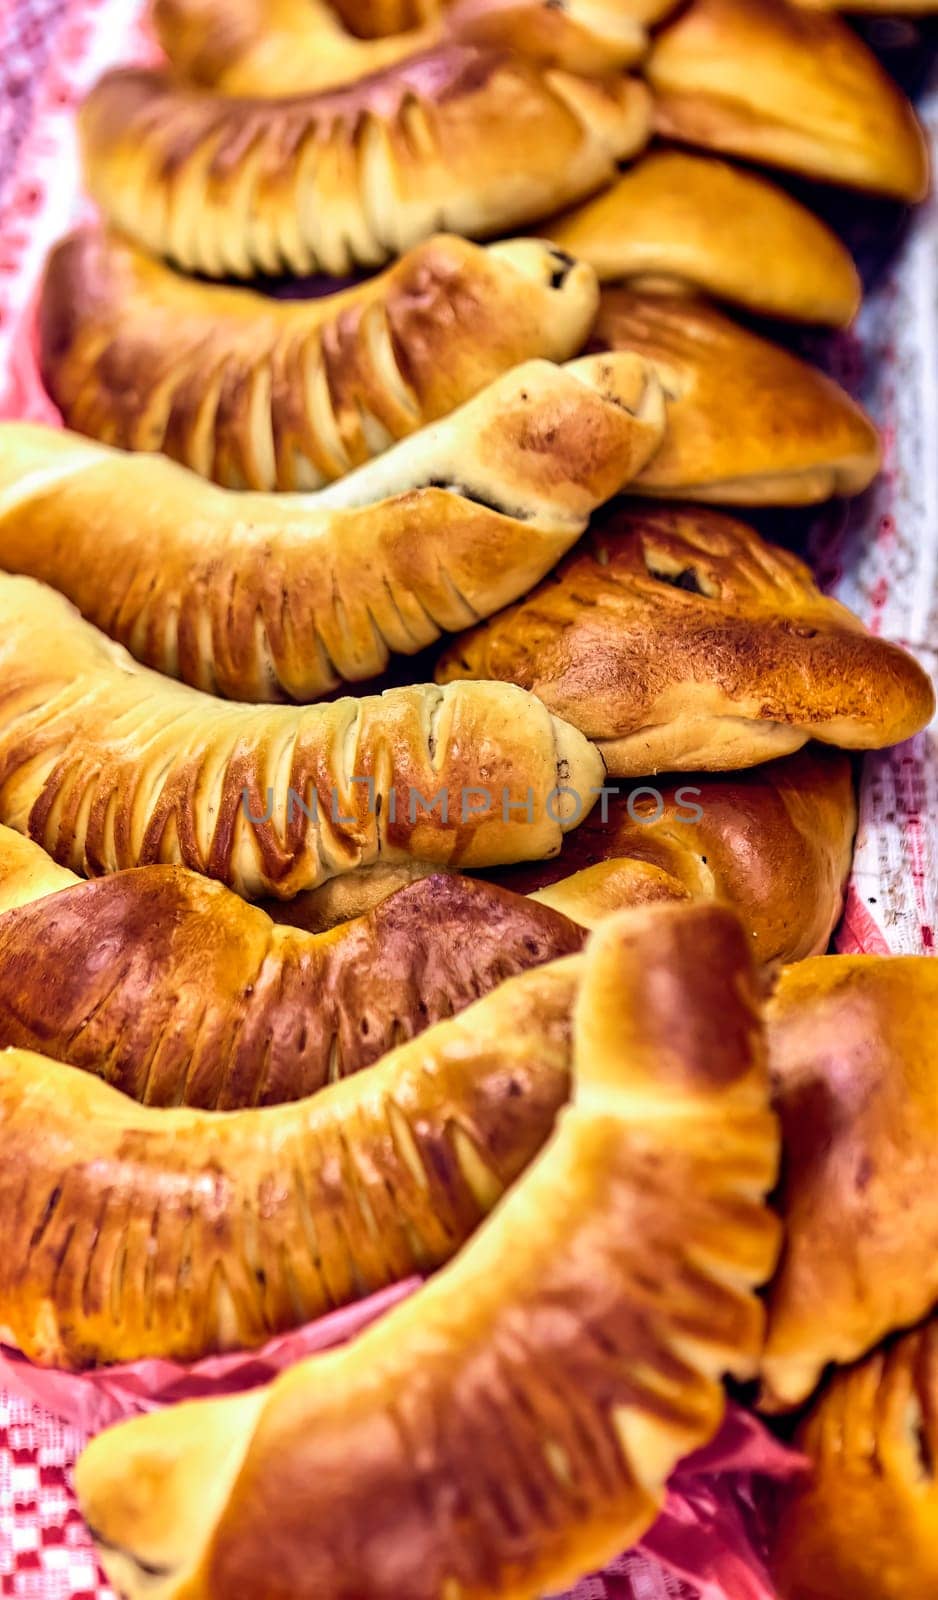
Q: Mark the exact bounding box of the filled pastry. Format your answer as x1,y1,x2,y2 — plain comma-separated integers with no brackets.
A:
762,955,938,1410
80,49,652,278
39,231,600,490
771,1316,938,1600
645,0,929,202
0,954,581,1366
591,289,881,504
0,353,664,700
0,835,582,1108
0,573,604,897
436,503,935,774
548,149,861,327
74,902,781,1597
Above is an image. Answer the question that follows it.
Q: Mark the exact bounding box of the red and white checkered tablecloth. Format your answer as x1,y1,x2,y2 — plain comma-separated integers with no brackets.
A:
0,1,935,1593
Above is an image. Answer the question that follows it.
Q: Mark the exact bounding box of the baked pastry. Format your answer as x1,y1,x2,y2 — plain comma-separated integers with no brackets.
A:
0,354,664,700
39,231,601,491
0,844,582,1107
490,748,856,968
645,0,929,203
590,289,881,503
152,0,445,95
771,1317,938,1600
80,49,652,278
436,504,935,775
445,0,678,73
0,953,581,1366
548,150,861,327
0,573,604,898
0,823,80,917
796,0,938,10
75,902,781,1599
762,956,938,1411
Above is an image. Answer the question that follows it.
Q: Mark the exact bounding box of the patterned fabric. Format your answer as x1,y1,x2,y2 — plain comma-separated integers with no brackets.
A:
0,0,935,1593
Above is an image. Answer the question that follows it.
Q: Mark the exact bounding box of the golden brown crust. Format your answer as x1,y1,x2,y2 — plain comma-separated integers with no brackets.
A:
0,955,580,1367
590,289,881,503
153,0,446,94
80,50,652,278
75,903,781,1599
548,149,861,327
645,0,929,202
445,0,672,73
762,956,938,1410
772,1318,938,1600
488,748,856,968
0,355,663,700
0,824,80,916
0,574,605,898
39,230,600,491
0,860,583,1109
436,503,935,775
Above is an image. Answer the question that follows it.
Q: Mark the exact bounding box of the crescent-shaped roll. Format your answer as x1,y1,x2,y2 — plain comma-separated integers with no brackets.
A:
771,1318,938,1600
589,290,881,504
0,954,582,1367
0,839,583,1108
761,956,938,1411
261,748,858,960
644,0,929,202
152,0,445,95
39,231,601,491
75,902,781,1600
489,748,857,967
435,504,935,775
0,573,605,898
0,354,664,702
79,49,653,279
548,150,862,327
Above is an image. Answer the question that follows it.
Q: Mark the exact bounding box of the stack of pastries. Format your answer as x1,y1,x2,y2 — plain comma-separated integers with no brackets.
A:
0,0,935,1594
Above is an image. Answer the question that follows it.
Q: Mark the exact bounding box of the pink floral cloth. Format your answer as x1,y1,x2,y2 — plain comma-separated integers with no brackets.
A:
0,1,935,1594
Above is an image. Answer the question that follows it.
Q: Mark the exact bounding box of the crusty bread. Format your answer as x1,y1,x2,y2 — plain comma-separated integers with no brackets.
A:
40,231,600,491
645,0,929,202
75,903,780,1598
153,0,445,95
0,573,604,898
0,354,663,700
591,289,881,503
548,150,861,327
0,824,80,916
489,748,856,968
0,836,582,1107
771,1317,938,1600
80,49,652,278
0,955,580,1366
762,956,938,1411
436,504,935,774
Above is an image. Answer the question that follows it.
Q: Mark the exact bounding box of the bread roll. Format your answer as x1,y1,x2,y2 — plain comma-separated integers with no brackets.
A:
75,903,781,1598
80,49,652,278
0,823,80,916
490,748,857,968
591,289,881,503
762,956,938,1410
39,231,600,491
645,0,929,202
0,844,582,1108
0,955,580,1366
436,504,935,774
152,0,444,95
548,150,861,327
0,354,663,700
771,1317,938,1600
0,574,604,898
